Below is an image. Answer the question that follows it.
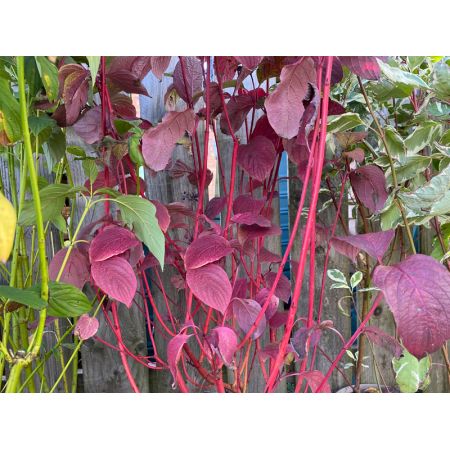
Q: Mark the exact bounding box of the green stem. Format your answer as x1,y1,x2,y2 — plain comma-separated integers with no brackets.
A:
5,57,49,392
357,76,416,253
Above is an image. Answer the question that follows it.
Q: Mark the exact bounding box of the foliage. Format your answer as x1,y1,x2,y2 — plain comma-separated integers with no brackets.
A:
0,55,449,393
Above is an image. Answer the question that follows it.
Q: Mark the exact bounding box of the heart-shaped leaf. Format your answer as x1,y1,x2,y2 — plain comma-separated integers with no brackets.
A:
237,136,276,182
186,263,232,313
74,314,99,340
349,164,388,213
234,56,263,71
58,64,89,125
49,247,90,290
331,230,395,262
91,256,137,308
167,333,192,384
373,254,450,358
184,234,233,270
338,56,383,80
265,57,316,139
231,297,266,340
207,326,238,367
231,212,271,227
151,56,171,80
142,109,195,171
89,224,140,263
173,57,203,104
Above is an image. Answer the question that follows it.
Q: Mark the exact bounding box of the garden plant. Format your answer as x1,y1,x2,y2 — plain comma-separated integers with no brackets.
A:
0,55,449,393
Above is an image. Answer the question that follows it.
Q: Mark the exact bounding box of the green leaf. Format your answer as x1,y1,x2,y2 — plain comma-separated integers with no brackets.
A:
327,113,364,133
386,155,431,185
398,165,450,218
114,194,165,268
42,127,66,170
87,56,101,88
66,145,86,158
82,159,99,185
350,271,363,289
404,121,442,154
431,63,450,101
31,281,92,317
19,184,81,226
392,350,431,393
379,60,430,91
24,56,44,98
0,78,21,143
0,285,46,310
380,195,402,231
327,269,347,285
369,79,412,100
28,115,56,136
407,56,426,71
384,126,405,158
35,56,59,102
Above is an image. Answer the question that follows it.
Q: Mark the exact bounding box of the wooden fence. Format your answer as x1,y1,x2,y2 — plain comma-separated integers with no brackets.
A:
1,58,449,393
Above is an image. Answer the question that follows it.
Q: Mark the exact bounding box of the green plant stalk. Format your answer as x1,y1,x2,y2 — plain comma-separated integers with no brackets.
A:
49,297,105,393
0,147,28,388
357,76,416,254
17,323,75,393
5,57,50,392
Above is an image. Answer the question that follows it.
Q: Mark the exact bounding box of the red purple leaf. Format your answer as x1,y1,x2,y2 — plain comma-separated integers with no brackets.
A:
231,297,266,340
291,326,322,359
151,56,171,80
184,234,233,270
214,56,238,82
331,230,395,262
150,200,170,233
205,196,227,219
233,194,265,215
231,212,271,228
259,247,282,264
349,165,388,213
89,224,140,263
269,311,288,329
237,223,281,245
73,106,103,145
232,278,248,299
142,109,195,171
264,271,291,302
343,148,365,163
373,254,450,358
74,314,99,340
338,56,382,80
107,57,152,95
111,93,137,120
167,333,192,384
299,370,331,393
49,247,90,290
108,57,152,80
186,263,232,313
58,64,89,125
219,93,254,135
259,342,296,366
207,326,238,367
363,326,403,358
330,237,360,263
91,256,137,308
237,135,276,182
255,288,279,319
327,99,347,116
234,56,263,71
251,114,283,151
173,56,203,105
265,57,316,139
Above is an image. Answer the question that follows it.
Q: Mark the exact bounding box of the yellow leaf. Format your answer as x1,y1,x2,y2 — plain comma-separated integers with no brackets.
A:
0,191,16,263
